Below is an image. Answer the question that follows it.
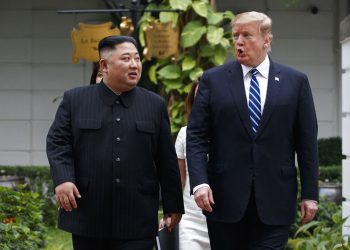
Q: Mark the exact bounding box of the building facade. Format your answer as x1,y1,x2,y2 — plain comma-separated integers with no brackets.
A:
0,0,348,196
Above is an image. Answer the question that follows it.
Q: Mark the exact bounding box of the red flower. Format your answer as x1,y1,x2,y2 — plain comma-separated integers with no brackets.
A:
3,217,9,224
10,217,15,223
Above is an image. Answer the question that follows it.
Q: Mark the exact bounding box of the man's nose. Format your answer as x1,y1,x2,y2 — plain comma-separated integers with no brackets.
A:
129,59,137,67
235,35,244,45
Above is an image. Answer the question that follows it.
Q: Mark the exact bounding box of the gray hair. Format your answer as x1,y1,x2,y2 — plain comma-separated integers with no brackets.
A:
231,11,273,41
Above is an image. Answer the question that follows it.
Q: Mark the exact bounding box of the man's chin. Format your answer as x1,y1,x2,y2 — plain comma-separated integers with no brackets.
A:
236,57,246,64
236,57,253,67
126,81,138,88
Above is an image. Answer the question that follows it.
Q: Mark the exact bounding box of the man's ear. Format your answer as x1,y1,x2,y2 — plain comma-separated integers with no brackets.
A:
265,35,272,48
99,59,108,73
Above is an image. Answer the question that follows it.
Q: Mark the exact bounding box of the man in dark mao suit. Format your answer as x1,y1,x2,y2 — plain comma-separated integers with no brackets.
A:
47,36,184,250
186,11,319,250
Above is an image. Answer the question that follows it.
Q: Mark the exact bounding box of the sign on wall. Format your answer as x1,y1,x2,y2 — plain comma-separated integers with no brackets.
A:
143,21,179,60
71,22,120,64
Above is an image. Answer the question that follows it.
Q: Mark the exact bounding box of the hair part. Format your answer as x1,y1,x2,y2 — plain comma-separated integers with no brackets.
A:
98,35,138,59
231,11,273,41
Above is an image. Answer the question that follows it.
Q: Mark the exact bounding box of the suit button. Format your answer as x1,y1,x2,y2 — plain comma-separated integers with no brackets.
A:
116,137,121,142
115,100,120,104
116,157,120,162
115,178,120,183
116,117,121,122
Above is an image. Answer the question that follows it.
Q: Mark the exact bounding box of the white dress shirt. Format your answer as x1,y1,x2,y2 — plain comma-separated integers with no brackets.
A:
241,55,270,114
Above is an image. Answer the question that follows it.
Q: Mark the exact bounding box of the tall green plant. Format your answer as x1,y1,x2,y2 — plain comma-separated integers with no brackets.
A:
287,199,350,250
139,0,234,133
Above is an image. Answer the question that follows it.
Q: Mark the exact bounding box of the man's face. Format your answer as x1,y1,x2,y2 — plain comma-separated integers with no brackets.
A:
102,42,142,92
232,22,270,67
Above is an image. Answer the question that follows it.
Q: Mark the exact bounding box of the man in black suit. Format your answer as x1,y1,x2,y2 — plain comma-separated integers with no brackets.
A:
47,36,184,250
186,11,319,249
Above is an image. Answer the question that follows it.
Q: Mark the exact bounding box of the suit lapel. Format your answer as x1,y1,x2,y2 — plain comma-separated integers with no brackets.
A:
226,62,254,139
256,61,281,138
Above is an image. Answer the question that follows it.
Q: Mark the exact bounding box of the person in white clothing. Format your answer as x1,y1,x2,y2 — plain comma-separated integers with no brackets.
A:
175,81,211,250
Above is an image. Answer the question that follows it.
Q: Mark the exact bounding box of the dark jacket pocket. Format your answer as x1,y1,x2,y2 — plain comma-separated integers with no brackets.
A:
77,119,101,129
75,177,89,193
138,180,159,195
281,166,297,178
136,121,155,133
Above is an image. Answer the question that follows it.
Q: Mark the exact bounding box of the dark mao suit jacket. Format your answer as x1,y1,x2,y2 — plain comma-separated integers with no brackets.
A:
187,60,319,225
47,82,184,238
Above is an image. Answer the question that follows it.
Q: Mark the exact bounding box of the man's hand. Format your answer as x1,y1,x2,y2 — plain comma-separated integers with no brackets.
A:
300,200,318,224
163,213,182,232
55,182,81,212
194,186,215,212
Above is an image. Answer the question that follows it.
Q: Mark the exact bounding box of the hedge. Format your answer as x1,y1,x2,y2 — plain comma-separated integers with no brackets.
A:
0,166,56,226
0,186,47,249
318,137,344,166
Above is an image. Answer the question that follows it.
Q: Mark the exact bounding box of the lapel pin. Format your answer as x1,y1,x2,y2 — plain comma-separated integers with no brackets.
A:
275,76,280,82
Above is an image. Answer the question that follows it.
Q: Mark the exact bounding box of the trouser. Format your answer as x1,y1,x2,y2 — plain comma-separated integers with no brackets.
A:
72,234,155,250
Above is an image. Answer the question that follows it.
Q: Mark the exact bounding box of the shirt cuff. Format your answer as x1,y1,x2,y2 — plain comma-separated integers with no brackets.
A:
193,183,210,194
302,199,318,204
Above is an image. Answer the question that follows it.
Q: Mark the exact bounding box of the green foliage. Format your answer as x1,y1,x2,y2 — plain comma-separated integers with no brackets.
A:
139,0,234,133
0,186,47,250
45,227,72,250
0,166,57,227
287,214,348,250
288,198,349,250
181,21,207,48
318,137,344,166
319,165,342,183
315,198,342,228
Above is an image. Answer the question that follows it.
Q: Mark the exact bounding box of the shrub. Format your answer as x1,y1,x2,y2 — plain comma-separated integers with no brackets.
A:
318,137,344,166
319,165,342,183
287,215,349,250
0,186,47,249
290,197,341,236
288,198,349,250
0,166,57,226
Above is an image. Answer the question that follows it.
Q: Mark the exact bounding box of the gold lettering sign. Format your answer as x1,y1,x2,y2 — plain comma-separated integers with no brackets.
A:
143,22,179,60
71,22,120,64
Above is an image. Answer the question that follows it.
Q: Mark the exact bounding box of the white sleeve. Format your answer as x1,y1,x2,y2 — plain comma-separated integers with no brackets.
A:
193,183,210,193
175,127,186,159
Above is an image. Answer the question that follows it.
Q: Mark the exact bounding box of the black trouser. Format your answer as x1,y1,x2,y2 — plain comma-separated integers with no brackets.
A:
72,234,155,250
207,191,290,250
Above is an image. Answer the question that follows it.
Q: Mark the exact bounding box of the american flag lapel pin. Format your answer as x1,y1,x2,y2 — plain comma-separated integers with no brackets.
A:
275,76,280,82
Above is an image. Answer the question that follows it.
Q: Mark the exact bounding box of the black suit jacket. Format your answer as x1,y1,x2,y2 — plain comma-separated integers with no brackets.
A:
47,82,184,238
186,60,319,225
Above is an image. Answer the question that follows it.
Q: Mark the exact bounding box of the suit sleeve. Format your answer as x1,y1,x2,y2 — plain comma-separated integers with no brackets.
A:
295,74,319,201
155,101,184,214
46,91,75,187
186,72,211,192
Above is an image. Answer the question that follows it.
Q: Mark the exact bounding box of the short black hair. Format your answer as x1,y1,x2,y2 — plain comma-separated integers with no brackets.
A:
98,35,138,57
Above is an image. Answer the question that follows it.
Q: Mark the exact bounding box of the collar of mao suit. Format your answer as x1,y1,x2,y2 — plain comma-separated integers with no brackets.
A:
98,80,136,108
